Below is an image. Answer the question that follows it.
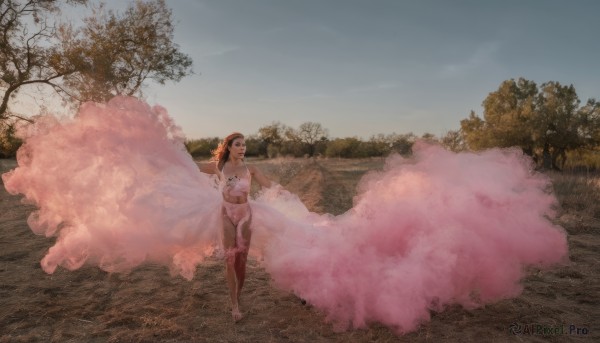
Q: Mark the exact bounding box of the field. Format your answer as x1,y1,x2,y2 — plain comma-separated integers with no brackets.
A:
0,157,598,342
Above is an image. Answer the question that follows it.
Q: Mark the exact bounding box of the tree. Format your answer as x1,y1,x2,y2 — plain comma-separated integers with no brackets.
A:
1,0,192,157
388,132,416,156
325,137,363,158
62,0,192,102
461,78,538,154
460,111,488,150
420,132,438,143
243,134,261,157
0,0,87,120
364,134,392,156
257,121,288,157
0,0,192,118
441,130,466,152
578,98,600,147
535,82,581,169
185,137,220,158
295,122,328,157
461,78,598,169
0,117,21,157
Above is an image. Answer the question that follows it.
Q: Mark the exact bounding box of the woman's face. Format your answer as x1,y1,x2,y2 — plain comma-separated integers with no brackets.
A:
229,137,246,159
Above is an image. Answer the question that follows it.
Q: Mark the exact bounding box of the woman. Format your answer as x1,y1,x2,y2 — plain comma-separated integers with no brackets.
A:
199,132,271,321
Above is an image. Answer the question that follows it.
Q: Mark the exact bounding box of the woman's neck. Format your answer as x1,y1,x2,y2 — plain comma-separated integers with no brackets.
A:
227,156,243,166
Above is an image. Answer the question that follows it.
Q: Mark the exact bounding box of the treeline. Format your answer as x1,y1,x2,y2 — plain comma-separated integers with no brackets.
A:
187,77,600,171
186,126,421,159
187,121,457,159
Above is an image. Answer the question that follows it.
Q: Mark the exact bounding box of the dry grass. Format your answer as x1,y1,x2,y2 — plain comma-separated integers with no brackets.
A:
550,171,600,232
0,157,598,342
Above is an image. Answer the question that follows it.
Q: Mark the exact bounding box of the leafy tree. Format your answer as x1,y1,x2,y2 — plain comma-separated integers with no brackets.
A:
185,137,219,158
296,121,328,157
325,137,364,158
420,132,436,141
0,117,22,157
461,78,538,154
578,98,600,147
460,111,488,150
62,0,192,102
364,134,391,157
257,121,287,157
440,130,466,152
388,132,416,156
461,78,598,169
279,122,328,157
0,0,192,118
535,82,581,169
0,0,192,157
243,134,261,157
0,0,87,119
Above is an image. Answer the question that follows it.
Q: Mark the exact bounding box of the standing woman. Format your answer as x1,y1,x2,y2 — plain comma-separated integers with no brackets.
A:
199,132,271,321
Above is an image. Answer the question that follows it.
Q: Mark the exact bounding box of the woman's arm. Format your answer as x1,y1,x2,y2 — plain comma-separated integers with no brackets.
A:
249,165,272,188
198,161,218,175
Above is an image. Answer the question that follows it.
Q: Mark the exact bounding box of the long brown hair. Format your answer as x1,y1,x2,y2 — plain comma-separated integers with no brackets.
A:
211,132,245,170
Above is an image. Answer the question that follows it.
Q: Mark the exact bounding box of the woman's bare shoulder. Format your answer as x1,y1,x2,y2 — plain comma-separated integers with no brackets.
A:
247,163,272,188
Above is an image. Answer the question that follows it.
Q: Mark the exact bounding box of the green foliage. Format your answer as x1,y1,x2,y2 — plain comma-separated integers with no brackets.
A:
1,0,192,158
322,133,418,158
185,137,219,158
365,134,392,157
1,0,85,118
293,122,329,157
1,0,192,117
279,139,306,158
257,122,288,157
461,78,538,151
325,137,364,158
461,78,600,170
256,121,330,158
243,135,261,157
440,130,466,152
564,149,600,172
63,0,193,102
388,133,416,156
185,135,260,159
0,118,22,158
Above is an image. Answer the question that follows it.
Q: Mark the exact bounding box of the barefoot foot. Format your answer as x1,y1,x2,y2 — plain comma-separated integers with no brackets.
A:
231,306,242,322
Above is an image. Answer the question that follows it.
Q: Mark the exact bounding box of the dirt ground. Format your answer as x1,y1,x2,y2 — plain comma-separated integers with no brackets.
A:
0,157,598,342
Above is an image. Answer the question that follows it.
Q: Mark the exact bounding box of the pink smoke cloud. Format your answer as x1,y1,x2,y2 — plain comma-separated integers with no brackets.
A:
2,97,568,333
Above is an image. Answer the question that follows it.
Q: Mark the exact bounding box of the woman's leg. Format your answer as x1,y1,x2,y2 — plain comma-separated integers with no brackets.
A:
221,207,242,321
234,211,252,302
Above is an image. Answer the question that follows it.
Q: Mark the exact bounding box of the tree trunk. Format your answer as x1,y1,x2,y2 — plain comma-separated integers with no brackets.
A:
542,143,552,170
551,148,566,171
0,86,18,119
522,146,533,157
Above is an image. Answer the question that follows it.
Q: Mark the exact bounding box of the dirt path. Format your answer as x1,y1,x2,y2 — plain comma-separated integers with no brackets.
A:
0,158,598,342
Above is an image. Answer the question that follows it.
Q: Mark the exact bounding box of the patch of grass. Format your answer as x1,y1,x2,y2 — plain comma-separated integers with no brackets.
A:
550,171,600,219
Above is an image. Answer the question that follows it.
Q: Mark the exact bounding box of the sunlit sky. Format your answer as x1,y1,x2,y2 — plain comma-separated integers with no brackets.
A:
12,0,600,139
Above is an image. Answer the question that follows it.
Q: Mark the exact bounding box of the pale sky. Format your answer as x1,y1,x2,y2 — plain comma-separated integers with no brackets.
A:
12,0,600,139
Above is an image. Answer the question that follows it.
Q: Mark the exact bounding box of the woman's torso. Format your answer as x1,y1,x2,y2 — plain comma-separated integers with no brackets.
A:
219,161,251,204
